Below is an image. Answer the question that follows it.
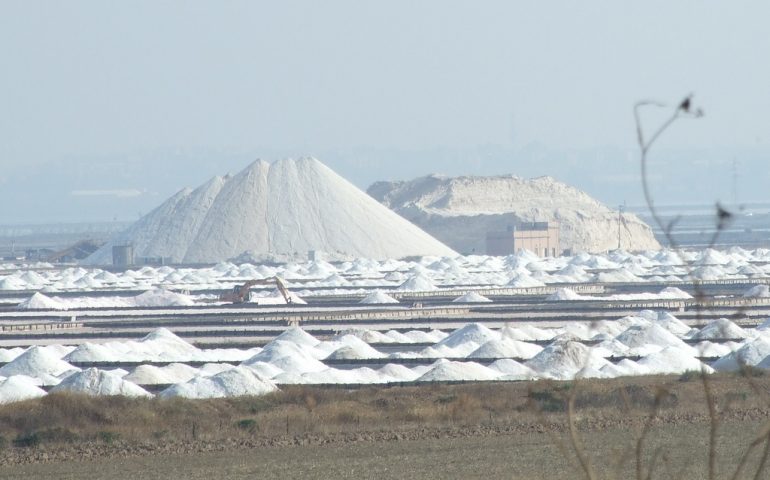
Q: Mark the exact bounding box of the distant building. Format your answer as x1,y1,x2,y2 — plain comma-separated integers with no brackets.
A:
112,245,134,266
486,222,560,257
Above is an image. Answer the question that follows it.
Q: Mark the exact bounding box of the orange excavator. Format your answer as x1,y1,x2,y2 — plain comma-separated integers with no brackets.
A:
219,277,293,304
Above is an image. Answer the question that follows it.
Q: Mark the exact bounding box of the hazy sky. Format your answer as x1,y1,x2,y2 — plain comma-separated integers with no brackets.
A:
1,1,769,223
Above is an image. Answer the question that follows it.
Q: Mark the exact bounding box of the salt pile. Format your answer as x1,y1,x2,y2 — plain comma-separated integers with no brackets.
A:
416,359,501,382
637,347,713,375
467,339,542,359
525,340,608,380
124,363,200,385
160,367,278,399
325,336,386,360
435,323,499,349
506,274,547,288
86,158,456,264
0,376,47,404
712,337,770,371
17,292,66,310
488,359,537,380
367,174,660,254
397,274,438,291
359,290,399,304
133,288,195,307
50,368,151,397
452,292,492,303
691,318,750,340
0,346,79,386
615,324,694,354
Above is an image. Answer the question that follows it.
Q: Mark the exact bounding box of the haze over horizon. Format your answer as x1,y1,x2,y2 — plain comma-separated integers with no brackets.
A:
2,1,768,223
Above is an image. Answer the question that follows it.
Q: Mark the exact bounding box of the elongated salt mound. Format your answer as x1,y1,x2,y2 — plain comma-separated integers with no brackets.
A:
368,174,660,254
85,158,456,264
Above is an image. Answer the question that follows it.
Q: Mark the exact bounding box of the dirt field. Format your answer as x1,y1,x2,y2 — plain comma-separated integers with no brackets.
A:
2,374,770,479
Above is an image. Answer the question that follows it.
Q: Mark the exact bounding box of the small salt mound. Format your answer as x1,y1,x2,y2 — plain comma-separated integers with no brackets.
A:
64,343,121,363
615,324,694,354
244,341,316,364
401,330,439,343
691,318,750,340
51,368,151,397
452,292,492,303
416,360,501,382
599,360,646,378
137,328,200,360
467,339,542,359
301,367,385,385
359,291,399,304
658,287,693,299
272,327,320,347
160,366,278,399
436,323,500,349
0,346,80,386
125,363,200,385
488,359,537,380
198,363,235,376
396,274,438,291
506,274,546,288
377,364,421,382
325,338,385,360
525,340,609,380
744,285,770,298
592,339,630,357
694,341,734,358
266,354,327,374
499,325,534,341
575,367,612,379
132,288,195,307
638,347,714,375
242,361,284,379
650,311,692,336
507,324,555,341
0,376,47,404
335,328,393,344
712,337,770,371
0,347,26,362
17,292,66,310
546,288,583,301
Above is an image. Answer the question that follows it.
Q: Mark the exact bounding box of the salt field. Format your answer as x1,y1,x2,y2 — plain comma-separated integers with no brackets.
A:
2,246,770,403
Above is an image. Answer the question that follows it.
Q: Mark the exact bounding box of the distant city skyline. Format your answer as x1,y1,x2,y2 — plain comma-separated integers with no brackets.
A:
1,1,768,223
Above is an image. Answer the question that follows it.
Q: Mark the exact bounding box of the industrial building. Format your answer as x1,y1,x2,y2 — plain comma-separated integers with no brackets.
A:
486,222,560,257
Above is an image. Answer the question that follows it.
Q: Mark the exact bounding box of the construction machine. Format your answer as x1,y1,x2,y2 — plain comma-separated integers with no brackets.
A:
219,277,293,304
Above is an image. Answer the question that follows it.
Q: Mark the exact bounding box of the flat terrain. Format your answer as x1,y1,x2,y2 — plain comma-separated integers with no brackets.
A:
2,422,767,479
2,374,770,479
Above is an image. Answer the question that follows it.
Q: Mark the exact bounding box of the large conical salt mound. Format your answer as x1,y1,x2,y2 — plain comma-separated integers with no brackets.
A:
85,158,456,264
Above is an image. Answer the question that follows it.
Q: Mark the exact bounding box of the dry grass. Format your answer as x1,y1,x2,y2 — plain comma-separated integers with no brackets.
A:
0,374,768,451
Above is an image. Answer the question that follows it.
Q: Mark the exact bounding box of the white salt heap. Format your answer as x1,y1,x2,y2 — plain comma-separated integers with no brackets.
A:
51,368,151,397
86,158,456,264
0,376,47,404
0,346,79,386
367,174,659,254
359,290,399,304
452,292,492,303
159,367,278,399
